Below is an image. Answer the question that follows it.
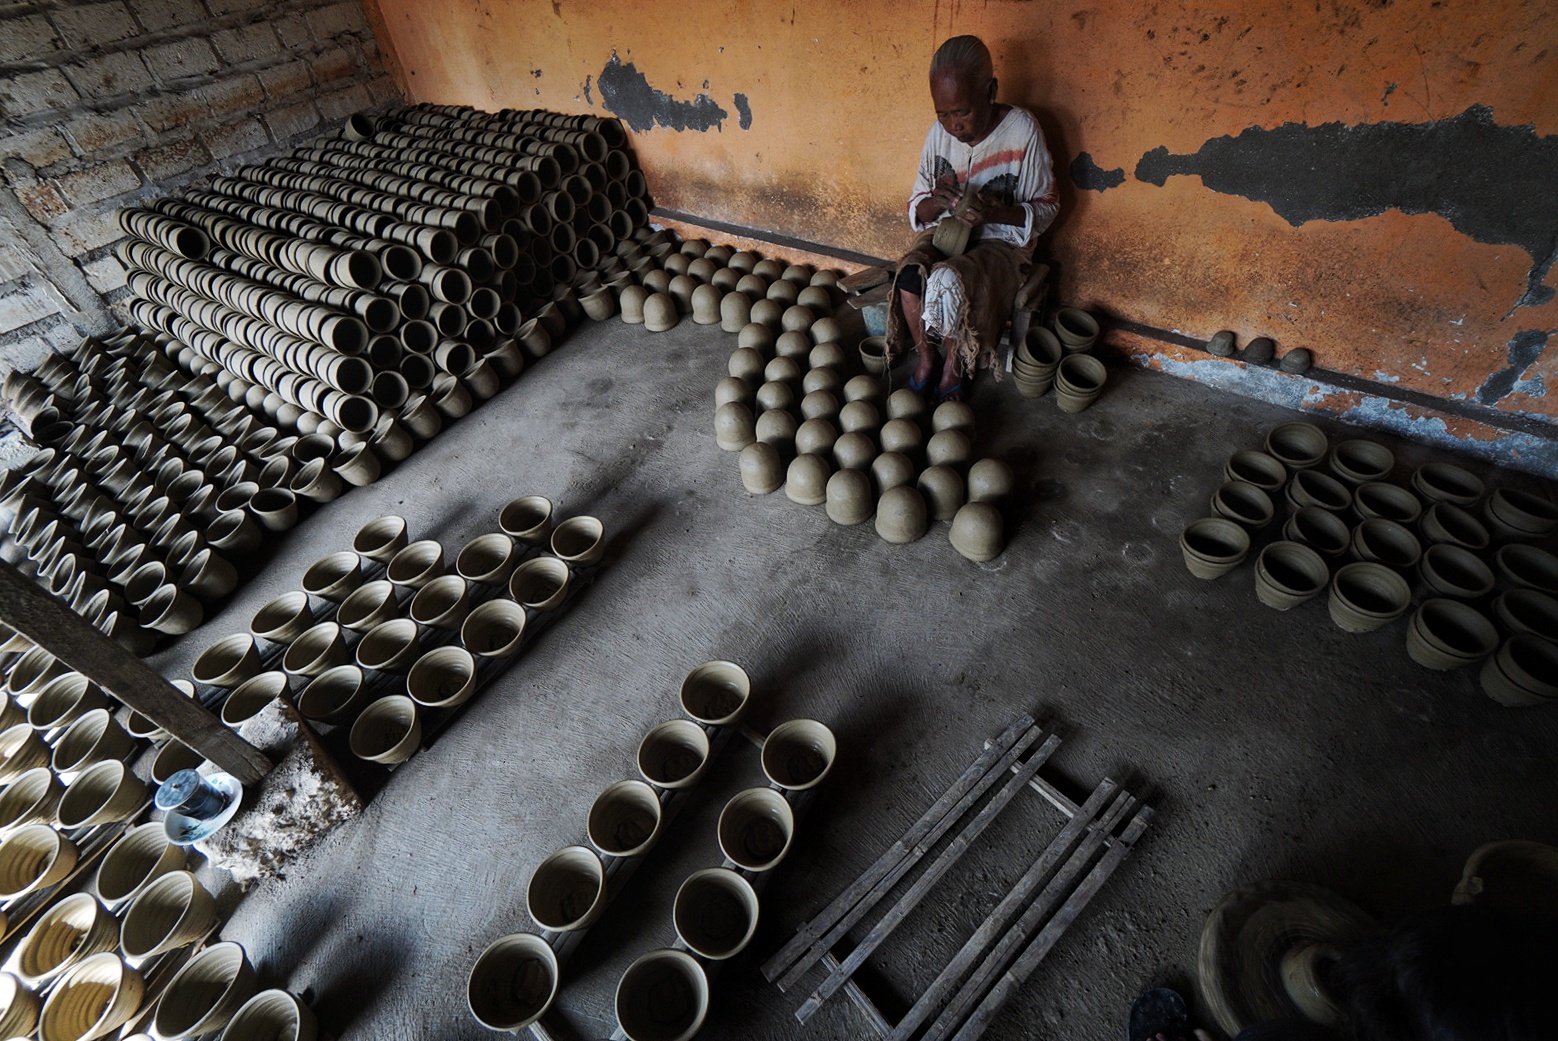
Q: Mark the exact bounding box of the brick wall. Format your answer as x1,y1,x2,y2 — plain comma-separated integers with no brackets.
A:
0,0,399,376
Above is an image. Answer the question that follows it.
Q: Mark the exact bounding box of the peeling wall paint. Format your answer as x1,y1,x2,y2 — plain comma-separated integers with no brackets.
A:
362,0,1558,448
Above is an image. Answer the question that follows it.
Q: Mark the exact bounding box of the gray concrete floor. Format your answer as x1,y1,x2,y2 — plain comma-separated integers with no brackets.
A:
154,312,1558,1041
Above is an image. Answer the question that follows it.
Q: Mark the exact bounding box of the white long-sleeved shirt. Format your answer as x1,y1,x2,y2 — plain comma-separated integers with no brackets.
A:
907,105,1059,252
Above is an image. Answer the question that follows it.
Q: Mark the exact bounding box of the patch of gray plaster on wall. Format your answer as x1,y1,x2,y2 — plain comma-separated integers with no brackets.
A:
597,51,730,132
733,93,752,130
1474,329,1549,405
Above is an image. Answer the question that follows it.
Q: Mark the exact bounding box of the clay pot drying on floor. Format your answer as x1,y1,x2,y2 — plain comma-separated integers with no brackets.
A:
1327,439,1394,485
1327,562,1410,633
717,787,795,872
0,768,62,831
467,934,558,1032
93,822,183,909
38,952,143,1041
355,619,422,674
527,845,606,931
1282,507,1350,559
1406,599,1498,671
349,695,421,764
615,948,710,1041
1225,450,1287,492
586,779,663,858
1351,481,1422,525
1054,354,1106,412
1253,541,1329,610
1493,589,1558,641
15,892,119,988
1417,544,1495,601
0,971,38,1038
739,442,784,495
1285,469,1351,514
637,719,711,790
949,501,1005,562
1350,518,1422,572
1210,481,1274,529
1411,462,1484,507
876,485,928,544
1479,635,1558,707
551,515,604,566
120,869,217,958
673,869,760,960
918,465,965,521
460,599,527,659
296,666,369,725
1052,307,1100,351
407,647,477,709
1484,487,1557,539
1265,422,1329,470
761,718,837,790
0,823,77,898
151,940,258,1040
1418,501,1490,551
680,660,750,726
57,760,146,829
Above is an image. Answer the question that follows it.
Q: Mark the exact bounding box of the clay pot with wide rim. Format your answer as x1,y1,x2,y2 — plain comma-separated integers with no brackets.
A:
466,934,558,1032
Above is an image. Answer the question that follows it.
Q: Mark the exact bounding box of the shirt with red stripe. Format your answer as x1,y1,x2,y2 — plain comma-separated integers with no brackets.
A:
907,105,1058,252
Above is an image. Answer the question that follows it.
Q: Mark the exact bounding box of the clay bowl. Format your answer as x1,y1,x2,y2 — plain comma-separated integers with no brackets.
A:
0,971,38,1038
0,824,78,899
760,719,837,790
221,671,287,729
282,622,350,680
717,787,794,872
335,581,399,634
636,719,712,791
94,822,184,909
0,767,62,830
460,600,528,659
51,710,133,777
508,557,571,611
1224,450,1286,493
1419,501,1490,551
858,336,888,374
120,869,218,959
191,634,263,691
1209,481,1274,529
467,934,558,1032
1285,469,1352,514
38,953,144,1041
1406,599,1498,670
56,760,147,830
550,516,605,566
348,695,422,765
1327,562,1411,633
1452,839,1558,911
1492,589,1558,641
1264,422,1328,470
1351,481,1422,525
1253,541,1330,611
219,989,318,1041
354,619,421,674
1417,544,1496,601
679,660,750,726
1486,487,1558,537
300,552,364,604
248,591,313,646
499,496,554,545
1479,635,1558,707
1412,462,1484,507
673,868,760,961
15,891,119,988
1281,507,1351,559
586,780,663,859
1350,518,1422,572
351,515,409,563
406,647,478,709
26,673,108,733
152,941,258,1040
1327,439,1394,485
526,845,606,932
1493,544,1558,595
295,666,370,726
615,949,709,1041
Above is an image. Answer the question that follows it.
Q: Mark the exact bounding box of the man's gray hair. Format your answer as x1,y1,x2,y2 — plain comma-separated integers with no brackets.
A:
929,35,994,89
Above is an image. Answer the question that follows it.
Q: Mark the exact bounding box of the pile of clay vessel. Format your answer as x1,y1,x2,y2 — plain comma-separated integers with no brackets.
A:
182,500,603,769
0,627,323,1041
467,658,836,1038
613,230,1013,560
1180,420,1558,706
1011,306,1106,411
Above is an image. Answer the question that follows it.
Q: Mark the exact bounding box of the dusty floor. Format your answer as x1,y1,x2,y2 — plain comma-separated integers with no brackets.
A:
151,310,1558,1041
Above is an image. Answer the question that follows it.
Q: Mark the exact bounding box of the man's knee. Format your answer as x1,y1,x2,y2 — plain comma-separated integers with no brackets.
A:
894,265,925,296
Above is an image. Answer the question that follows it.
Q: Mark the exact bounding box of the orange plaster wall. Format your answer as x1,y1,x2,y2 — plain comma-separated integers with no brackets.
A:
363,0,1557,426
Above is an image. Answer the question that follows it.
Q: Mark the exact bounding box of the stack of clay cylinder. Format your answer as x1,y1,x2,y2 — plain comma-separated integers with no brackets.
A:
1009,306,1106,410
0,628,318,1040
1179,420,1558,706
466,659,838,1038
109,101,650,470
183,499,604,770
0,330,277,654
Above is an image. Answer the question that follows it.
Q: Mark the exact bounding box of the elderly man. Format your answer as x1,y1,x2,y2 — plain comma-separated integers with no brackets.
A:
886,35,1059,403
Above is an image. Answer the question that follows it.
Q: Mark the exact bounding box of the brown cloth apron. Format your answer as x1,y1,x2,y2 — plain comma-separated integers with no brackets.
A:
885,228,1029,379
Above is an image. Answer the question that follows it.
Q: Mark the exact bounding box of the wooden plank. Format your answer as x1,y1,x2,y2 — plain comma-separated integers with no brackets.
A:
763,714,1034,984
941,808,1154,1041
0,562,271,785
922,810,1159,1041
887,780,1124,1041
822,951,893,1038
769,718,1041,991
796,735,1063,1022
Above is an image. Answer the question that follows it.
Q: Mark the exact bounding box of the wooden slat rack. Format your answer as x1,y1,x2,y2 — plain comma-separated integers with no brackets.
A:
761,713,1153,1041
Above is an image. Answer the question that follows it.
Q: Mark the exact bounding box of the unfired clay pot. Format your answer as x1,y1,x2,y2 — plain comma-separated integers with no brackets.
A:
526,845,606,931
949,501,1005,562
460,599,527,659
761,718,837,790
119,869,218,958
349,695,421,765
615,949,709,1041
825,469,874,526
673,868,759,961
739,442,784,495
586,779,663,858
636,719,711,790
680,660,750,726
152,941,258,1040
876,485,928,544
467,934,558,1032
717,787,794,872
785,454,831,506
918,466,965,521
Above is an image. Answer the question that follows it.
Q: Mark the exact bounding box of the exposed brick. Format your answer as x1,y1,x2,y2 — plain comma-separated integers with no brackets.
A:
14,183,69,223
64,51,156,102
0,70,81,120
52,2,140,50
311,45,358,85
316,82,370,122
79,254,129,294
367,73,399,105
130,0,207,34
205,0,269,15
0,246,33,284
203,73,266,119
202,117,269,159
305,1,365,41
259,59,311,99
212,23,280,65
261,99,320,141
141,37,219,82
7,128,73,170
0,14,61,65
54,160,142,209
0,286,61,336
274,12,311,50
138,91,209,133
134,137,211,182
53,211,129,255
62,111,146,158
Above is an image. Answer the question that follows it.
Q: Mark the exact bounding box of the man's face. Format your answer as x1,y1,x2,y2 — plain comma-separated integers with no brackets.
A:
931,71,995,146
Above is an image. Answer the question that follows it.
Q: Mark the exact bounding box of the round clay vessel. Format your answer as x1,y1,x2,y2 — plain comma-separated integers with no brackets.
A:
586,779,663,858
408,574,471,631
1210,480,1274,529
1351,518,1422,571
636,719,711,790
859,336,888,374
0,767,62,830
885,388,927,422
460,600,527,659
739,442,784,495
467,934,558,1032
804,366,843,396
839,400,881,435
825,469,874,526
15,891,118,988
1352,481,1422,525
715,402,756,452
120,869,217,958
619,284,648,324
1328,562,1411,633
717,787,795,872
756,408,798,448
1419,501,1490,551
949,501,1005,562
1493,589,1558,641
872,452,916,495
879,418,923,457
918,465,965,521
615,948,709,1041
833,432,876,472
1417,544,1495,600
295,665,369,725
799,389,839,423
729,350,767,386
1407,599,1498,671
876,485,928,544
550,515,605,566
386,540,445,590
680,660,750,725
39,953,144,1041
152,940,258,1040
690,284,721,324
1494,543,1558,595
94,822,184,909
1328,439,1394,485
926,429,973,470
1180,517,1251,579
351,515,408,563
715,375,752,410
1254,541,1330,610
754,380,793,414
509,557,571,610
1486,487,1558,537
736,324,773,354
1282,507,1351,558
1265,422,1328,470
932,400,975,435
720,291,752,333
1285,469,1352,514
774,331,811,359
1053,307,1100,349
673,868,759,961
750,298,784,329
57,759,146,829
500,495,554,544
785,451,835,504
795,418,839,458
643,292,679,333
1412,462,1484,507
349,695,421,765
1224,450,1287,493
526,845,606,931
843,374,883,404
355,619,421,674
406,646,477,709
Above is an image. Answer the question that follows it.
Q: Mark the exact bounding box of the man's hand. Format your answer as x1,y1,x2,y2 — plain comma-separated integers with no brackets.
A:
915,175,964,226
955,189,1022,228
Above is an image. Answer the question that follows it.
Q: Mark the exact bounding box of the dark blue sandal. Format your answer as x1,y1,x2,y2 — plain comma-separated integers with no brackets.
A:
935,381,965,404
1128,988,1189,1041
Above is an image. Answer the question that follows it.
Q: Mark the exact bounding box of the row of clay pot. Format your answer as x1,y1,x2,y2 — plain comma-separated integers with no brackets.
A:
182,502,604,767
468,660,835,1036
1181,423,1558,705
1012,308,1106,411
